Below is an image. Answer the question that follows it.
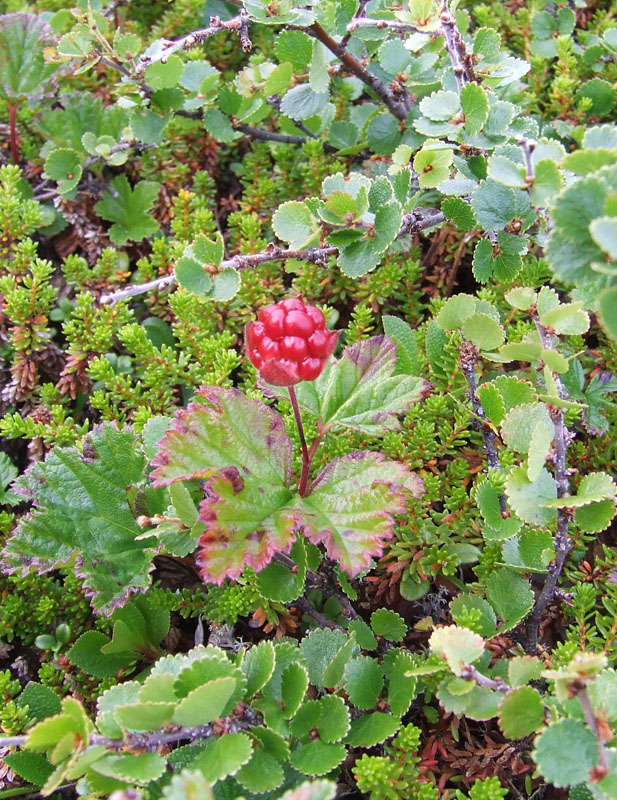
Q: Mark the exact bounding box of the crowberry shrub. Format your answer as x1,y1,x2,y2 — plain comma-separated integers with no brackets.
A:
246,298,338,385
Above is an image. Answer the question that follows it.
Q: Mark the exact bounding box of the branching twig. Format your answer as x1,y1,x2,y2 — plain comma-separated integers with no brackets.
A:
526,319,572,652
460,664,509,692
459,341,507,507
273,552,361,622
440,4,475,91
291,596,345,631
99,209,444,305
305,22,410,121
135,13,251,77
346,18,422,34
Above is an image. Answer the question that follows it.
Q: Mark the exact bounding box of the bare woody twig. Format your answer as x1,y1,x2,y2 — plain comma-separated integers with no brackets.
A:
99,210,445,305
440,4,476,91
526,319,572,652
460,664,509,692
135,13,251,77
305,22,411,121
346,18,422,34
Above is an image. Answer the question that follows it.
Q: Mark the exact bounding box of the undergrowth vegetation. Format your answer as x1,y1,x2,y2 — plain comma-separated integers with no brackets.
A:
0,0,617,798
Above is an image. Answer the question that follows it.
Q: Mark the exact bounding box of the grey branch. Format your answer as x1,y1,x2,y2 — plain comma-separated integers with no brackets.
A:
346,18,422,33
135,13,251,77
460,664,509,692
99,209,445,306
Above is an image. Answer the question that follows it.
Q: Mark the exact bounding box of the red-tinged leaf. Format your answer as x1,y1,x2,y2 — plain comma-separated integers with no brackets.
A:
196,466,297,583
150,387,293,488
292,452,422,576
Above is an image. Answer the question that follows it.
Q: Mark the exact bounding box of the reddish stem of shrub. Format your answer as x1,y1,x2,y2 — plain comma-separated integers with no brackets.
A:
8,101,21,165
288,386,310,497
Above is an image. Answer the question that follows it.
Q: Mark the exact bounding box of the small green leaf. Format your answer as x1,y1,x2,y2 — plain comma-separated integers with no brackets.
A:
508,656,544,687
598,286,617,344
442,196,477,231
299,628,349,687
419,90,461,121
343,656,384,710
450,595,496,638
501,403,553,454
461,82,489,136
43,148,82,194
322,634,358,689
533,719,598,788
505,287,537,310
435,294,477,330
175,257,213,297
413,141,453,188
388,651,417,717
539,302,590,335
430,625,485,676
281,85,329,121
485,568,534,633
346,713,400,747
575,499,616,533
17,683,62,723
145,55,183,89
370,609,407,642
274,30,313,70
68,631,133,678
472,181,516,231
505,466,557,527
4,751,54,786
542,471,616,508
94,176,160,245
488,156,527,188
192,733,253,782
272,201,316,248
281,663,310,719
290,742,346,776
317,695,350,743
461,313,505,350
115,702,175,732
590,216,617,260
242,640,276,698
498,686,544,739
382,316,419,375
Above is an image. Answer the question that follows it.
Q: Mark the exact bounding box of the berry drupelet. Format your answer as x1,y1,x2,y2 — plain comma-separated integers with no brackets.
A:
246,298,338,386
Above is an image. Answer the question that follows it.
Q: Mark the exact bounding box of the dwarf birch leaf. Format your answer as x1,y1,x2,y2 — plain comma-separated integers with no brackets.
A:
290,742,346,776
505,287,537,310
472,181,516,231
505,466,557,526
279,781,336,800
281,85,329,120
388,651,417,717
461,313,505,350
2,425,155,615
543,471,616,508
419,90,461,121
539,302,590,335
273,201,316,248
114,702,175,732
475,481,521,541
242,641,276,698
192,733,253,782
43,148,82,194
414,142,454,188
435,294,477,329
274,30,312,70
4,751,53,787
508,656,544,687
442,196,477,231
346,713,400,747
256,537,307,602
450,595,497,638
173,677,237,726
343,656,383,710
533,719,598,788
575,500,616,533
477,384,506,426
501,403,553,453
300,628,349,687
461,82,489,136
175,257,213,297
236,752,285,793
430,625,484,676
348,619,378,651
370,609,406,642
317,696,350,743
293,453,416,577
281,663,309,719
486,568,534,632
488,156,527,188
498,686,544,739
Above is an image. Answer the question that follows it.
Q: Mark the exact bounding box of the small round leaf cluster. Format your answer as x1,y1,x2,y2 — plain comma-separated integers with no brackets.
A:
246,298,338,386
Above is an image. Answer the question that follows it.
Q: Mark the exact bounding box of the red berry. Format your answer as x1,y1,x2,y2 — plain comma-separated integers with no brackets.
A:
306,330,329,358
299,357,323,381
246,299,338,386
284,310,314,338
280,298,305,312
258,337,280,360
305,306,325,329
280,336,308,361
258,305,285,339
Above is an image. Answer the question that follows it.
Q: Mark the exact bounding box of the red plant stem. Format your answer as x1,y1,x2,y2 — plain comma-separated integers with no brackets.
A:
288,386,310,496
7,101,21,165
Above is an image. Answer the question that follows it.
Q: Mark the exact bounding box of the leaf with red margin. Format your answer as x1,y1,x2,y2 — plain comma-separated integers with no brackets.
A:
292,452,423,576
150,387,293,489
196,466,296,583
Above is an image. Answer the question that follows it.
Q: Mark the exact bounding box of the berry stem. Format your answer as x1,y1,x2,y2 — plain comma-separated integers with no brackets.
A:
288,386,310,497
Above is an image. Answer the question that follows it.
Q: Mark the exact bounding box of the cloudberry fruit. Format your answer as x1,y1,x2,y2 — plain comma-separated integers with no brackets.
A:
246,299,338,386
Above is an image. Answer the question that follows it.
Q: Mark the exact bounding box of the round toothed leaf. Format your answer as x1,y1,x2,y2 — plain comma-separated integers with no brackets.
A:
505,466,557,526
387,651,417,717
242,640,276,698
43,148,83,194
299,628,349,687
175,257,213,297
290,742,346,777
575,499,617,533
370,609,406,642
500,403,553,454
539,302,590,335
343,656,383,710
281,663,310,719
429,625,484,676
461,313,505,350
505,287,537,310
192,733,253,782
272,201,316,248
450,595,497,638
533,719,598,788
173,677,238,726
461,82,489,136
435,294,477,330
485,568,534,633
317,695,350,743
498,686,544,739
346,713,400,747
236,752,285,793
